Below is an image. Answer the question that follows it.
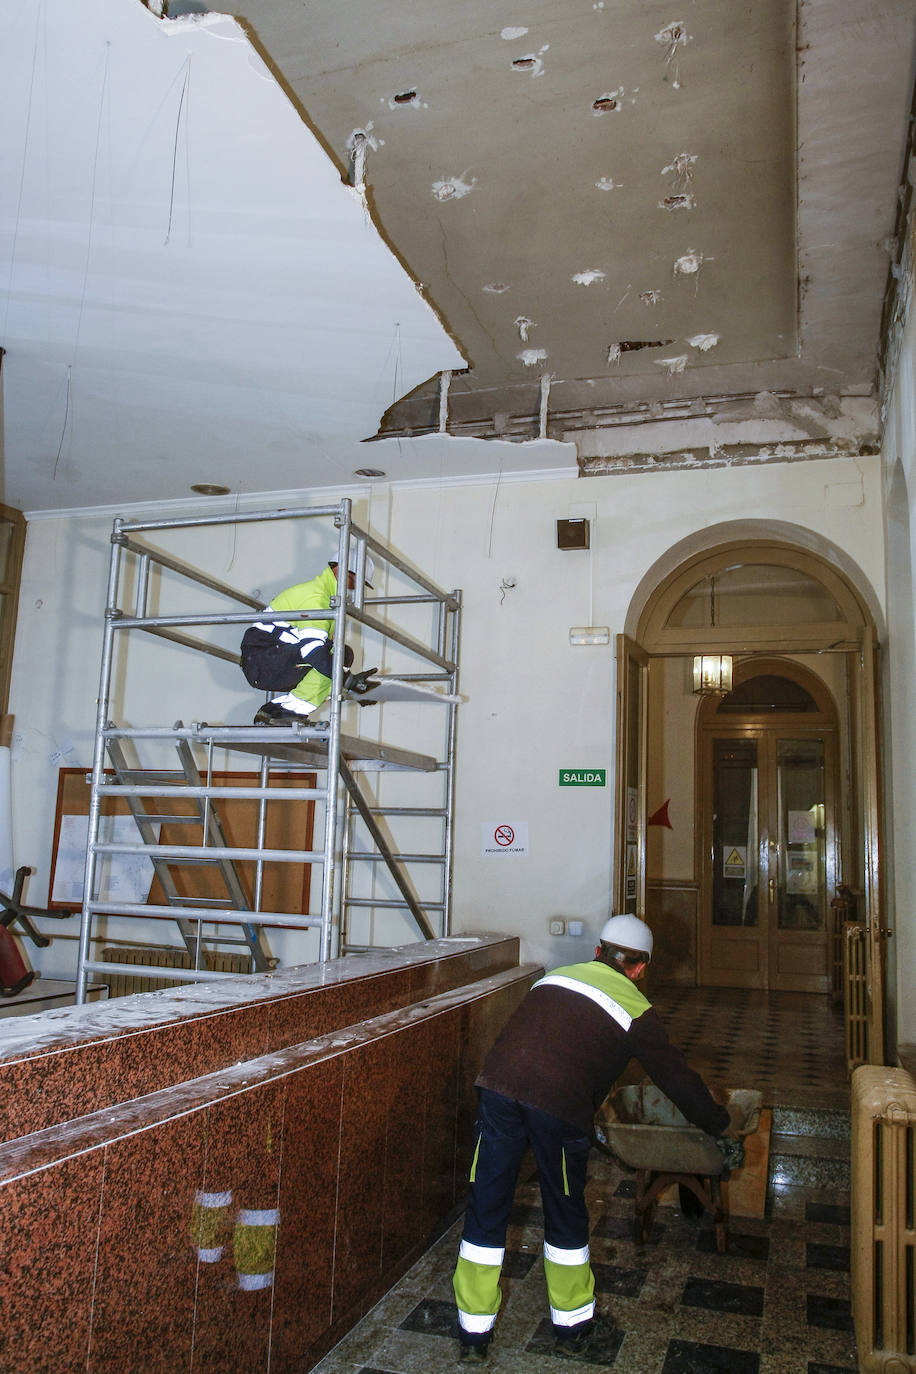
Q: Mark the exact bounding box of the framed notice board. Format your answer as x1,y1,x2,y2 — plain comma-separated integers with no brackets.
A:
48,766,316,920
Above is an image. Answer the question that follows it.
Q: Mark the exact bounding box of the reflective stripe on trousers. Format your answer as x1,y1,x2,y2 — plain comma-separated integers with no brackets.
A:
543,1240,595,1326
454,1239,503,1336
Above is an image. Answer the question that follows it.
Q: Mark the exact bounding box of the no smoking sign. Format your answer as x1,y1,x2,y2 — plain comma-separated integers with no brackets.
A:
481,821,528,857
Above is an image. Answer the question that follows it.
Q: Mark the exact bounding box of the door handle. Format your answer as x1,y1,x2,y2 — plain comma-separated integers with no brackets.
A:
768,877,776,904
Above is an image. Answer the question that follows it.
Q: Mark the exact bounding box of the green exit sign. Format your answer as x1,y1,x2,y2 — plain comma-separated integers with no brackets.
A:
559,769,607,787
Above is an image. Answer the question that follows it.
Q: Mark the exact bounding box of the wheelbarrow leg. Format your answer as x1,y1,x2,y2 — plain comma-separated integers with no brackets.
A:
710,1176,726,1254
633,1169,656,1244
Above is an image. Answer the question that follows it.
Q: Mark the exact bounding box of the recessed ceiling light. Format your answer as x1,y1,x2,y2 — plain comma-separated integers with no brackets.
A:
190,483,231,496
353,468,386,479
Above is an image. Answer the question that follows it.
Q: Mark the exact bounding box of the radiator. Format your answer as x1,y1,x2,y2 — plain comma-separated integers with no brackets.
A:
844,920,869,1070
851,1065,916,1372
100,945,252,998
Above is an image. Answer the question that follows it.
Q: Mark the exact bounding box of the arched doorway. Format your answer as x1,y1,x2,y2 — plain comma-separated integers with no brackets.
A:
615,537,885,1047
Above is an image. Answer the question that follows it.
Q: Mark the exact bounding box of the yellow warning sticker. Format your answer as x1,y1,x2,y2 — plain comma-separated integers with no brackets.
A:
724,846,746,877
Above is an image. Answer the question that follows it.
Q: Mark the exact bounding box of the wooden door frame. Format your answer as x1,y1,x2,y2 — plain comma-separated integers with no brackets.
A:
614,635,649,917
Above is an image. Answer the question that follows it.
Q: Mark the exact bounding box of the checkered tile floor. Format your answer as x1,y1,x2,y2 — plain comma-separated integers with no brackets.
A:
313,989,855,1374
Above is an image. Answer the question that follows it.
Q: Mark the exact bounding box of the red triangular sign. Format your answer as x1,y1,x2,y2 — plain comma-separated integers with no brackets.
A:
647,798,672,829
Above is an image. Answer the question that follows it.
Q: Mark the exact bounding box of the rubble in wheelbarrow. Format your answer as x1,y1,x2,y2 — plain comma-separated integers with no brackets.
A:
593,1083,764,1251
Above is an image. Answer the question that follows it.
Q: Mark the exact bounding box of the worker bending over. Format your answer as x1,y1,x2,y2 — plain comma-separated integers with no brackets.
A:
452,914,730,1362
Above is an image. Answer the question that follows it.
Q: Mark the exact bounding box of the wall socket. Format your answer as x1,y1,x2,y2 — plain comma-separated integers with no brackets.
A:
548,918,566,936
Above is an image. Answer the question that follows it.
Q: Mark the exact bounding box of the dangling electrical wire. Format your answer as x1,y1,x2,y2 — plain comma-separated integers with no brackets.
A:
52,367,73,482
165,56,191,246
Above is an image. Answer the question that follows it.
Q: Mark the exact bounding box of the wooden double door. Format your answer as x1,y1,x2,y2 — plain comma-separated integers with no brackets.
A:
699,723,836,992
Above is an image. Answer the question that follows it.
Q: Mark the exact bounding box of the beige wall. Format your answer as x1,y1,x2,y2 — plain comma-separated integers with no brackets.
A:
10,451,885,987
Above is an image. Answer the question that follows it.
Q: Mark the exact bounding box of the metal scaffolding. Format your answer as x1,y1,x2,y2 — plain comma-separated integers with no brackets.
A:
75,499,461,1002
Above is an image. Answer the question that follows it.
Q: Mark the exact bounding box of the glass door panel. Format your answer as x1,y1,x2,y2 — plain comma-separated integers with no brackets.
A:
769,734,832,990
777,738,826,931
712,738,758,927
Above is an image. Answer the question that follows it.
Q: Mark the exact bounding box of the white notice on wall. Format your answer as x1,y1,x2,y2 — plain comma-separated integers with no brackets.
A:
481,821,529,857
52,813,159,906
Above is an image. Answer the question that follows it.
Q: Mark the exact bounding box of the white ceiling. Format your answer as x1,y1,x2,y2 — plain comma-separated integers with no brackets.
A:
1,0,914,513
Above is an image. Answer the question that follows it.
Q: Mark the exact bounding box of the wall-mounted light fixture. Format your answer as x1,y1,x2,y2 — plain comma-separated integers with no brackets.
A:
692,654,733,695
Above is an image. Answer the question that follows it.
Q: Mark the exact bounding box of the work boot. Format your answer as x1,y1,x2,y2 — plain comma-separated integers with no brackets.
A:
553,1312,618,1358
253,703,314,727
458,1339,489,1363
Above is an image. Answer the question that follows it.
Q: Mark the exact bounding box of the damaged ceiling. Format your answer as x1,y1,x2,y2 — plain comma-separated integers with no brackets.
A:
0,0,914,512
233,0,913,463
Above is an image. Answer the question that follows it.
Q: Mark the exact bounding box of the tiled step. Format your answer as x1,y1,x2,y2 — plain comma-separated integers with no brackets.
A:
769,1110,850,1189
770,1105,850,1140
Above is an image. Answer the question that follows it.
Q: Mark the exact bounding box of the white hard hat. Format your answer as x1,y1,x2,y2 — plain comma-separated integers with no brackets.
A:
333,549,375,587
599,914,653,960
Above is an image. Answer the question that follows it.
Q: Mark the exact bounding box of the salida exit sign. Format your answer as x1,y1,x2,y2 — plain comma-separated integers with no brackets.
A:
559,768,607,787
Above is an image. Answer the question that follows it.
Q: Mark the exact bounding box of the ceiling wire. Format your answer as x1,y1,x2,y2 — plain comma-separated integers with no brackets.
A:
165,56,191,246
52,367,72,481
486,459,504,560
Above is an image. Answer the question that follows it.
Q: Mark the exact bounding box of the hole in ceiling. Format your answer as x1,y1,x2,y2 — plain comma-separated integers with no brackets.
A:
617,339,674,352
392,89,418,104
512,57,538,70
354,468,386,478
190,483,230,496
592,95,619,112
660,193,695,211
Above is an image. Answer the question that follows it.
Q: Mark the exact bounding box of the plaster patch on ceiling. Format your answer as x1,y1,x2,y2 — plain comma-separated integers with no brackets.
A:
659,193,695,211
592,90,624,114
673,250,705,277
596,177,622,191
515,316,535,342
501,26,529,40
656,354,688,374
687,332,720,351
640,290,664,305
518,348,549,366
483,282,511,294
655,22,691,53
432,175,476,201
346,123,381,153
661,152,698,186
607,343,621,364
572,270,606,286
655,21,691,89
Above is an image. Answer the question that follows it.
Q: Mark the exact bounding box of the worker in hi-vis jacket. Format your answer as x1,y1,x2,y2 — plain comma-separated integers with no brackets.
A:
240,550,378,725
452,914,730,1363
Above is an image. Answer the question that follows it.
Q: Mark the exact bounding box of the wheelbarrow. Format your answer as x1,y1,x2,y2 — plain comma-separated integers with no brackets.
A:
594,1084,763,1253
